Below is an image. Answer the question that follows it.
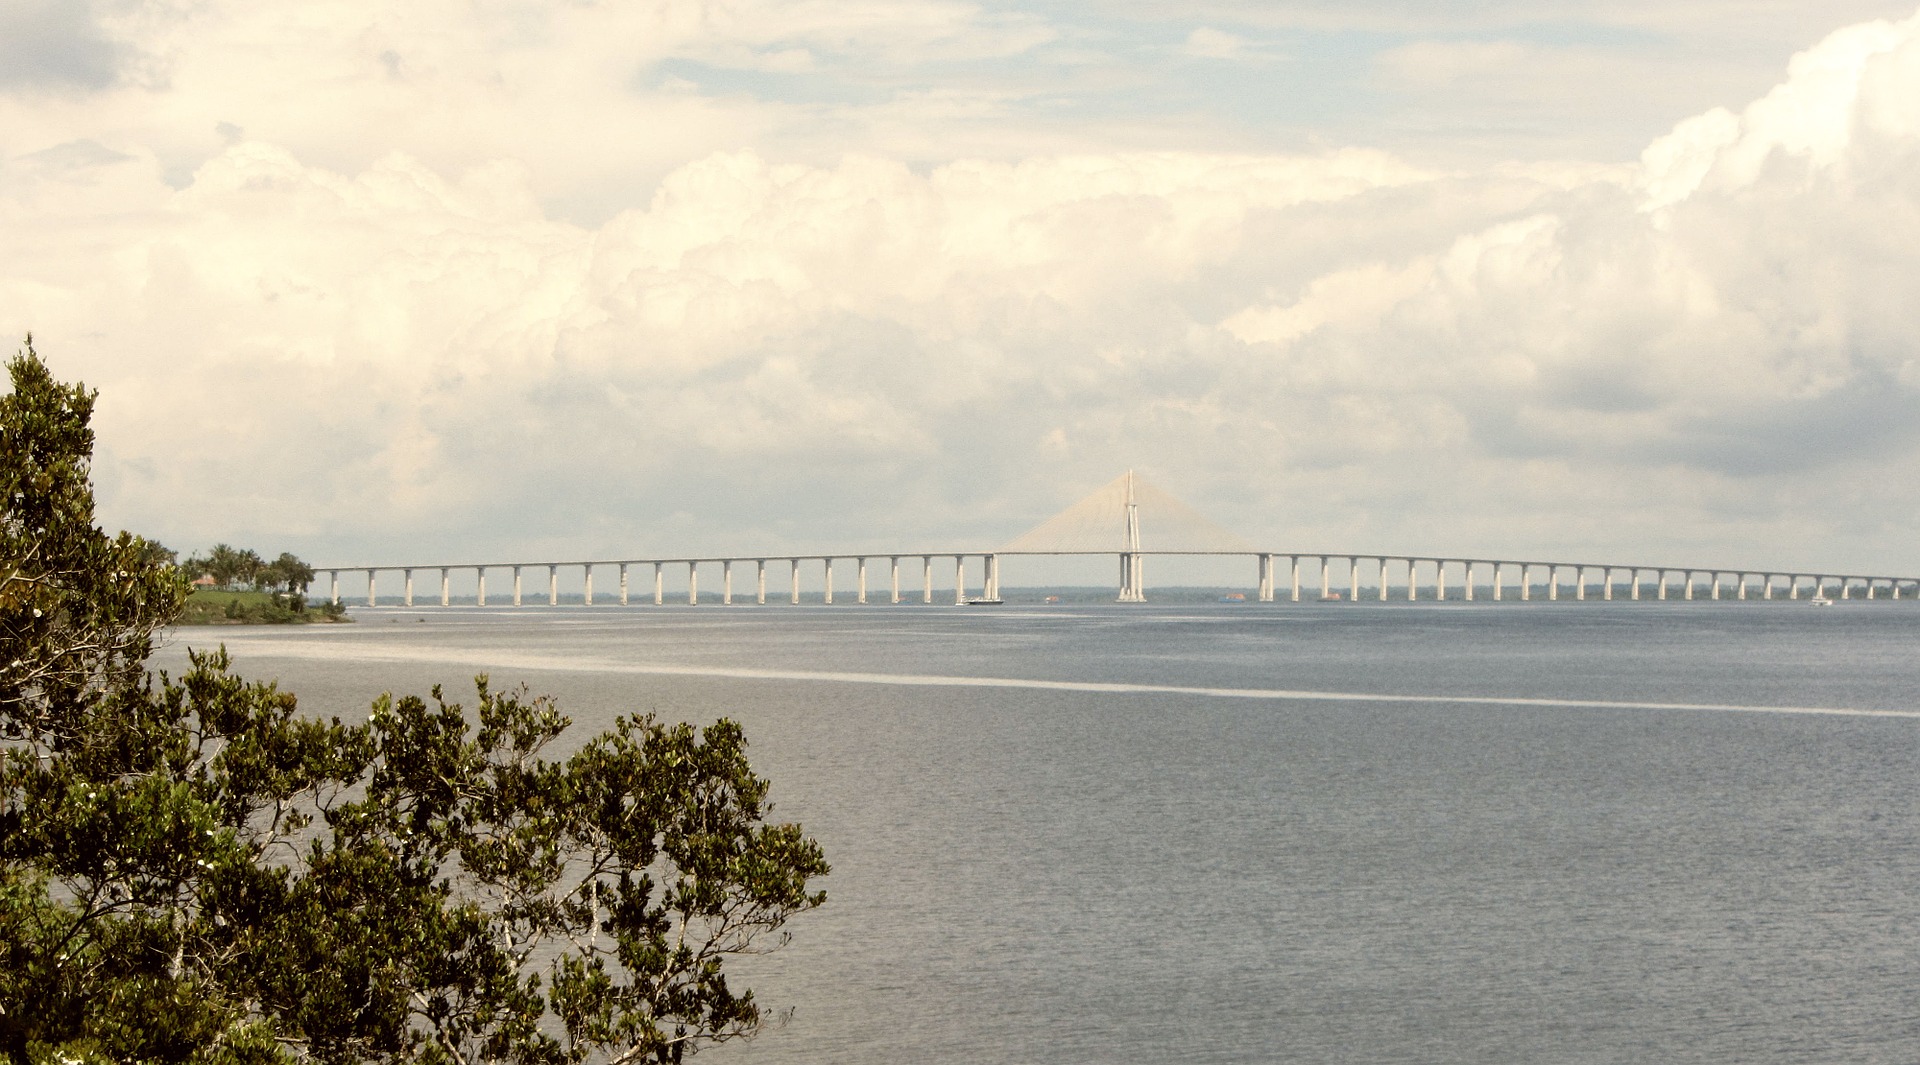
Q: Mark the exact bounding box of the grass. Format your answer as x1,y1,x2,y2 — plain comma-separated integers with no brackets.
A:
176,589,350,626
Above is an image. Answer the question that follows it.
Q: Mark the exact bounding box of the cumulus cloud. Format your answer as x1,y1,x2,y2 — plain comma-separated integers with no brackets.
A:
6,4,1920,577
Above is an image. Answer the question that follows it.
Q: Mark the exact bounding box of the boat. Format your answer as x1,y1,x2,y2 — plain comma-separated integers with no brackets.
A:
967,597,1004,606
1810,594,1835,606
1219,593,1246,603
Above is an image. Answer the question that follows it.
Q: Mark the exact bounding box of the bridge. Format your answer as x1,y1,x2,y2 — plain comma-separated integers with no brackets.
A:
316,472,1920,607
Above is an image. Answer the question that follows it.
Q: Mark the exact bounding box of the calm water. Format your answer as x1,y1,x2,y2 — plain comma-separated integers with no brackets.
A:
155,603,1920,1063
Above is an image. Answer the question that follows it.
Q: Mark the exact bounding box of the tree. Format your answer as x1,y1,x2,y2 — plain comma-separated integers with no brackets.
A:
0,341,829,1063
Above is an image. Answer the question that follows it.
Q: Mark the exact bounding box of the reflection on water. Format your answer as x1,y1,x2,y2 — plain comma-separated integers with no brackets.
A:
156,604,1920,1064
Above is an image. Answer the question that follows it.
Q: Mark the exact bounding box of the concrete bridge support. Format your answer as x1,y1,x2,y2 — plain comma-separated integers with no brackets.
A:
1493,563,1504,602
619,563,629,606
329,571,340,606
1549,566,1559,601
654,563,664,606
476,567,486,607
1319,558,1330,600
441,568,451,607
955,556,967,605
824,559,834,605
513,566,523,607
1290,556,1301,602
858,558,868,605
891,557,901,604
687,562,698,606
757,561,767,605
1436,560,1447,601
366,570,377,608
792,559,802,605
722,561,733,606
584,564,594,606
1377,558,1388,602
1257,554,1275,602
404,569,414,607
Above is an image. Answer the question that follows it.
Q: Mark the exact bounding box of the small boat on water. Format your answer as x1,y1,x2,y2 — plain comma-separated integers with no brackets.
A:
967,597,1004,606
1811,594,1835,606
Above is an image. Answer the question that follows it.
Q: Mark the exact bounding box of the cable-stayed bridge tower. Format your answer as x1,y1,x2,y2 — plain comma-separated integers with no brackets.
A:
1002,469,1254,602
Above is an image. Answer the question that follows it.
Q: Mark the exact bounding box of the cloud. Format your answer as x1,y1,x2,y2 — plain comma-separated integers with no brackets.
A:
0,0,121,92
1182,27,1249,60
7,4,1920,577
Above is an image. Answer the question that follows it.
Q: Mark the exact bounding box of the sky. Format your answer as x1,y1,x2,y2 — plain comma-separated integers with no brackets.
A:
6,0,1920,579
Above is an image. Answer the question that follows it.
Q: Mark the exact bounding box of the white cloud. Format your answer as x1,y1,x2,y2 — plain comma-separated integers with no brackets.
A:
7,4,1920,576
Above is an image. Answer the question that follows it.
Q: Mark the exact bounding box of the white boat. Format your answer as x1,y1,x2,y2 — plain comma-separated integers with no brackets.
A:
1810,594,1835,606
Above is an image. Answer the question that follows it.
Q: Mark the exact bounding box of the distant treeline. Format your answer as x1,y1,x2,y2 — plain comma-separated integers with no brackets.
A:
176,543,316,593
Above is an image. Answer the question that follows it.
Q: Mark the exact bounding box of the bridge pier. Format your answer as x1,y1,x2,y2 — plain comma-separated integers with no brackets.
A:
584,564,593,606
476,567,486,607
1684,572,1694,600
1549,566,1559,601
688,562,698,606
404,569,414,607
792,559,802,605
858,558,868,605
891,557,901,603
441,568,450,607
549,565,559,607
1493,563,1504,601
513,566,523,607
1377,558,1388,602
620,563,629,606
1257,554,1274,602
1290,556,1301,602
824,559,834,605
654,562,664,606
1711,572,1721,600
366,569,377,608
757,560,767,605
329,570,339,606
722,561,733,605
986,554,1001,600
955,556,968,606
1318,558,1330,600
1436,560,1447,601
1521,564,1531,601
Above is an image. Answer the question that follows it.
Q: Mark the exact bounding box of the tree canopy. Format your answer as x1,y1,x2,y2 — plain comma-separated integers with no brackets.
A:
0,340,829,1063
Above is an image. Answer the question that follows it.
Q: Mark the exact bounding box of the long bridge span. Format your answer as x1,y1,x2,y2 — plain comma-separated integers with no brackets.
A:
314,550,1919,608
316,473,1919,607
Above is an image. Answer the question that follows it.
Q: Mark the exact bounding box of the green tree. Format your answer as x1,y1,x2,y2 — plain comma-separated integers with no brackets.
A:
0,341,828,1063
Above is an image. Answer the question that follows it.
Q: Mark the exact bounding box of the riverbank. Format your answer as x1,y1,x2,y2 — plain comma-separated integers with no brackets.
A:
176,589,350,625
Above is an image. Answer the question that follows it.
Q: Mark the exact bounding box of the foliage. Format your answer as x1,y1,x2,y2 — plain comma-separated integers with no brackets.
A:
177,589,346,626
0,340,828,1063
183,548,315,594
0,336,186,742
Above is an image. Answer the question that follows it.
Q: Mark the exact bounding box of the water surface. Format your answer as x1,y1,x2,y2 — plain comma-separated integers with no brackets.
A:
156,603,1920,1063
